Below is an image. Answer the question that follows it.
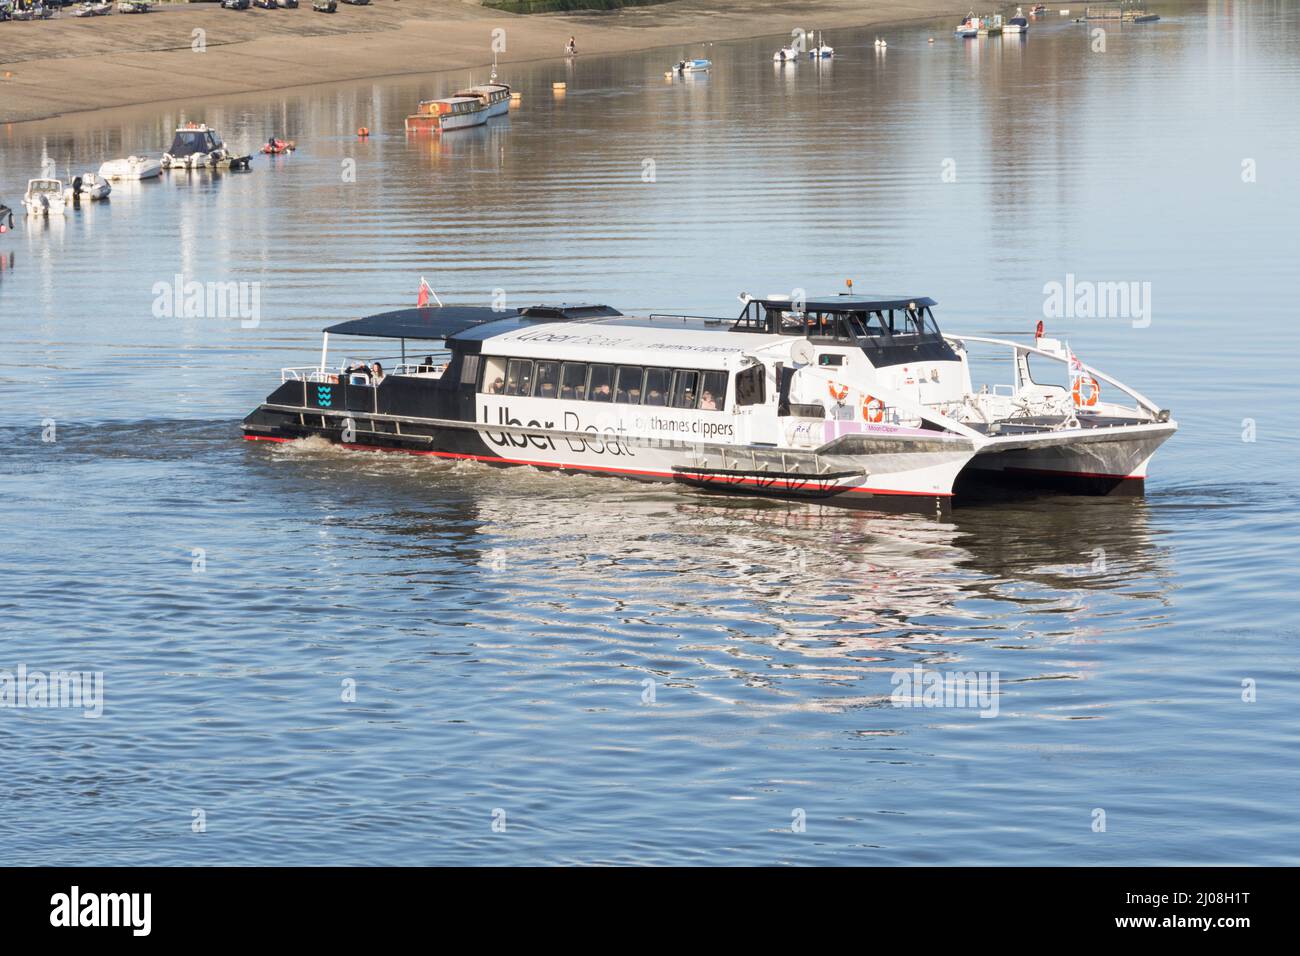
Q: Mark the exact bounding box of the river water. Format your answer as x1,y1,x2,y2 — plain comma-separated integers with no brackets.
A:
1,2,1297,865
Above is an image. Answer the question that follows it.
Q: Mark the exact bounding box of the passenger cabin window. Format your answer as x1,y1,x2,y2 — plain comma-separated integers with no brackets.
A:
736,365,765,406
670,370,699,409
480,358,731,410
615,366,643,404
699,371,727,411
643,368,671,406
504,359,533,396
460,354,481,385
588,364,614,402
560,362,588,400
534,361,560,399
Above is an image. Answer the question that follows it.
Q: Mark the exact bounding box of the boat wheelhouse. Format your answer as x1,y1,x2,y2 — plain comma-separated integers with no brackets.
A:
242,293,1176,512
405,96,489,133
453,83,512,118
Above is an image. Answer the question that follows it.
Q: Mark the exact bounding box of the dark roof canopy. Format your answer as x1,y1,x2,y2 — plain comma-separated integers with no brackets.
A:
751,295,937,312
324,307,521,340
323,304,623,340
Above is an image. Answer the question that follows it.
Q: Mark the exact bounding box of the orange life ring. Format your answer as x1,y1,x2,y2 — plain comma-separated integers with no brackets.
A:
862,394,884,423
1072,375,1100,407
828,382,849,402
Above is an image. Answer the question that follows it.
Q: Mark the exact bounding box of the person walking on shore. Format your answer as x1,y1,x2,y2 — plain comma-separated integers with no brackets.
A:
566,36,578,56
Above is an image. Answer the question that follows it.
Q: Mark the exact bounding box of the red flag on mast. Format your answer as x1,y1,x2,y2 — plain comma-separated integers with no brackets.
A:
417,277,432,308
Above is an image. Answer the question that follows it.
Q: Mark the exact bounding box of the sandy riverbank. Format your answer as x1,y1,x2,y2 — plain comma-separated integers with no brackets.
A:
0,0,970,124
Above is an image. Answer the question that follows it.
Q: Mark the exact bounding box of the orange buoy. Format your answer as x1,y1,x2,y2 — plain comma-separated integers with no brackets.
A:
357,127,370,137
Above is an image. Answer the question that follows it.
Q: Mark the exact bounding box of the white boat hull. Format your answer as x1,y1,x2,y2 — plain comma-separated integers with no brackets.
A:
99,157,162,180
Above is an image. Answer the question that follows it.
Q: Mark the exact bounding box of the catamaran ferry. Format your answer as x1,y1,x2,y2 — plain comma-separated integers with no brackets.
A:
241,293,1176,513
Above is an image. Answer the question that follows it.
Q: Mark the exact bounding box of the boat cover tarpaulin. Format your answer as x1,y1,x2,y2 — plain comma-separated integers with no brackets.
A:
168,128,223,158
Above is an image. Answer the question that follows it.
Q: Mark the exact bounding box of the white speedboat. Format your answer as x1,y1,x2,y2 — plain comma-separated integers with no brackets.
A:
22,178,67,216
874,37,888,50
161,124,252,170
1005,15,1029,33
242,292,1176,513
98,155,163,180
773,46,800,63
670,58,712,74
453,83,512,118
66,173,112,202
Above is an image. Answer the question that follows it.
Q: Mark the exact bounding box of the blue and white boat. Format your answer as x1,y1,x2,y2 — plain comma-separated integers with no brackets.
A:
671,58,712,74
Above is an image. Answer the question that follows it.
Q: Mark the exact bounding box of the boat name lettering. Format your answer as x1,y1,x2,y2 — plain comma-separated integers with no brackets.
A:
480,407,634,457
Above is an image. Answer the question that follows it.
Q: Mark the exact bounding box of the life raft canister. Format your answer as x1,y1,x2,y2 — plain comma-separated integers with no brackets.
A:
828,382,849,402
862,394,885,423
1072,375,1100,407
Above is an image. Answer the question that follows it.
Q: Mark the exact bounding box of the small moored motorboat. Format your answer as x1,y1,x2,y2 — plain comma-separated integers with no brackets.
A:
161,123,253,170
0,202,14,234
117,0,149,11
22,178,68,217
260,138,296,155
809,31,833,58
1005,11,1030,33
66,173,112,202
773,46,800,62
955,14,979,37
669,58,712,75
405,95,489,133
312,0,336,9
1030,2,1047,14
98,155,163,180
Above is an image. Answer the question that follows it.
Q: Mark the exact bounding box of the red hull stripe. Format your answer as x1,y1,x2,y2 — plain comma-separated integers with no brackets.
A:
241,434,951,498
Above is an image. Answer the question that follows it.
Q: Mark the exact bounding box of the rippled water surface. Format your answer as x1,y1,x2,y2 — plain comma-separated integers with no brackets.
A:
2,3,1298,865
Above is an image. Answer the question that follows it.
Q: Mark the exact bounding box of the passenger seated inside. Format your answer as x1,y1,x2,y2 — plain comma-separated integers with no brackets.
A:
699,390,718,411
370,362,385,384
539,382,557,398
489,377,505,394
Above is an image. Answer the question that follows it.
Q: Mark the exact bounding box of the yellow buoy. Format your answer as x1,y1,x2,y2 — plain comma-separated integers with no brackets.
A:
552,82,567,91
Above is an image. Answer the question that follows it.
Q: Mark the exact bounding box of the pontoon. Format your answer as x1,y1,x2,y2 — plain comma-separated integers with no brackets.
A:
242,293,1176,513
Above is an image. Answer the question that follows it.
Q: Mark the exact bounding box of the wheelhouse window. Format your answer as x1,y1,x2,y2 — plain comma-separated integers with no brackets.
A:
643,368,671,406
534,361,560,398
614,366,643,404
560,362,588,400
670,370,700,409
736,364,765,406
504,359,533,396
588,364,614,402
